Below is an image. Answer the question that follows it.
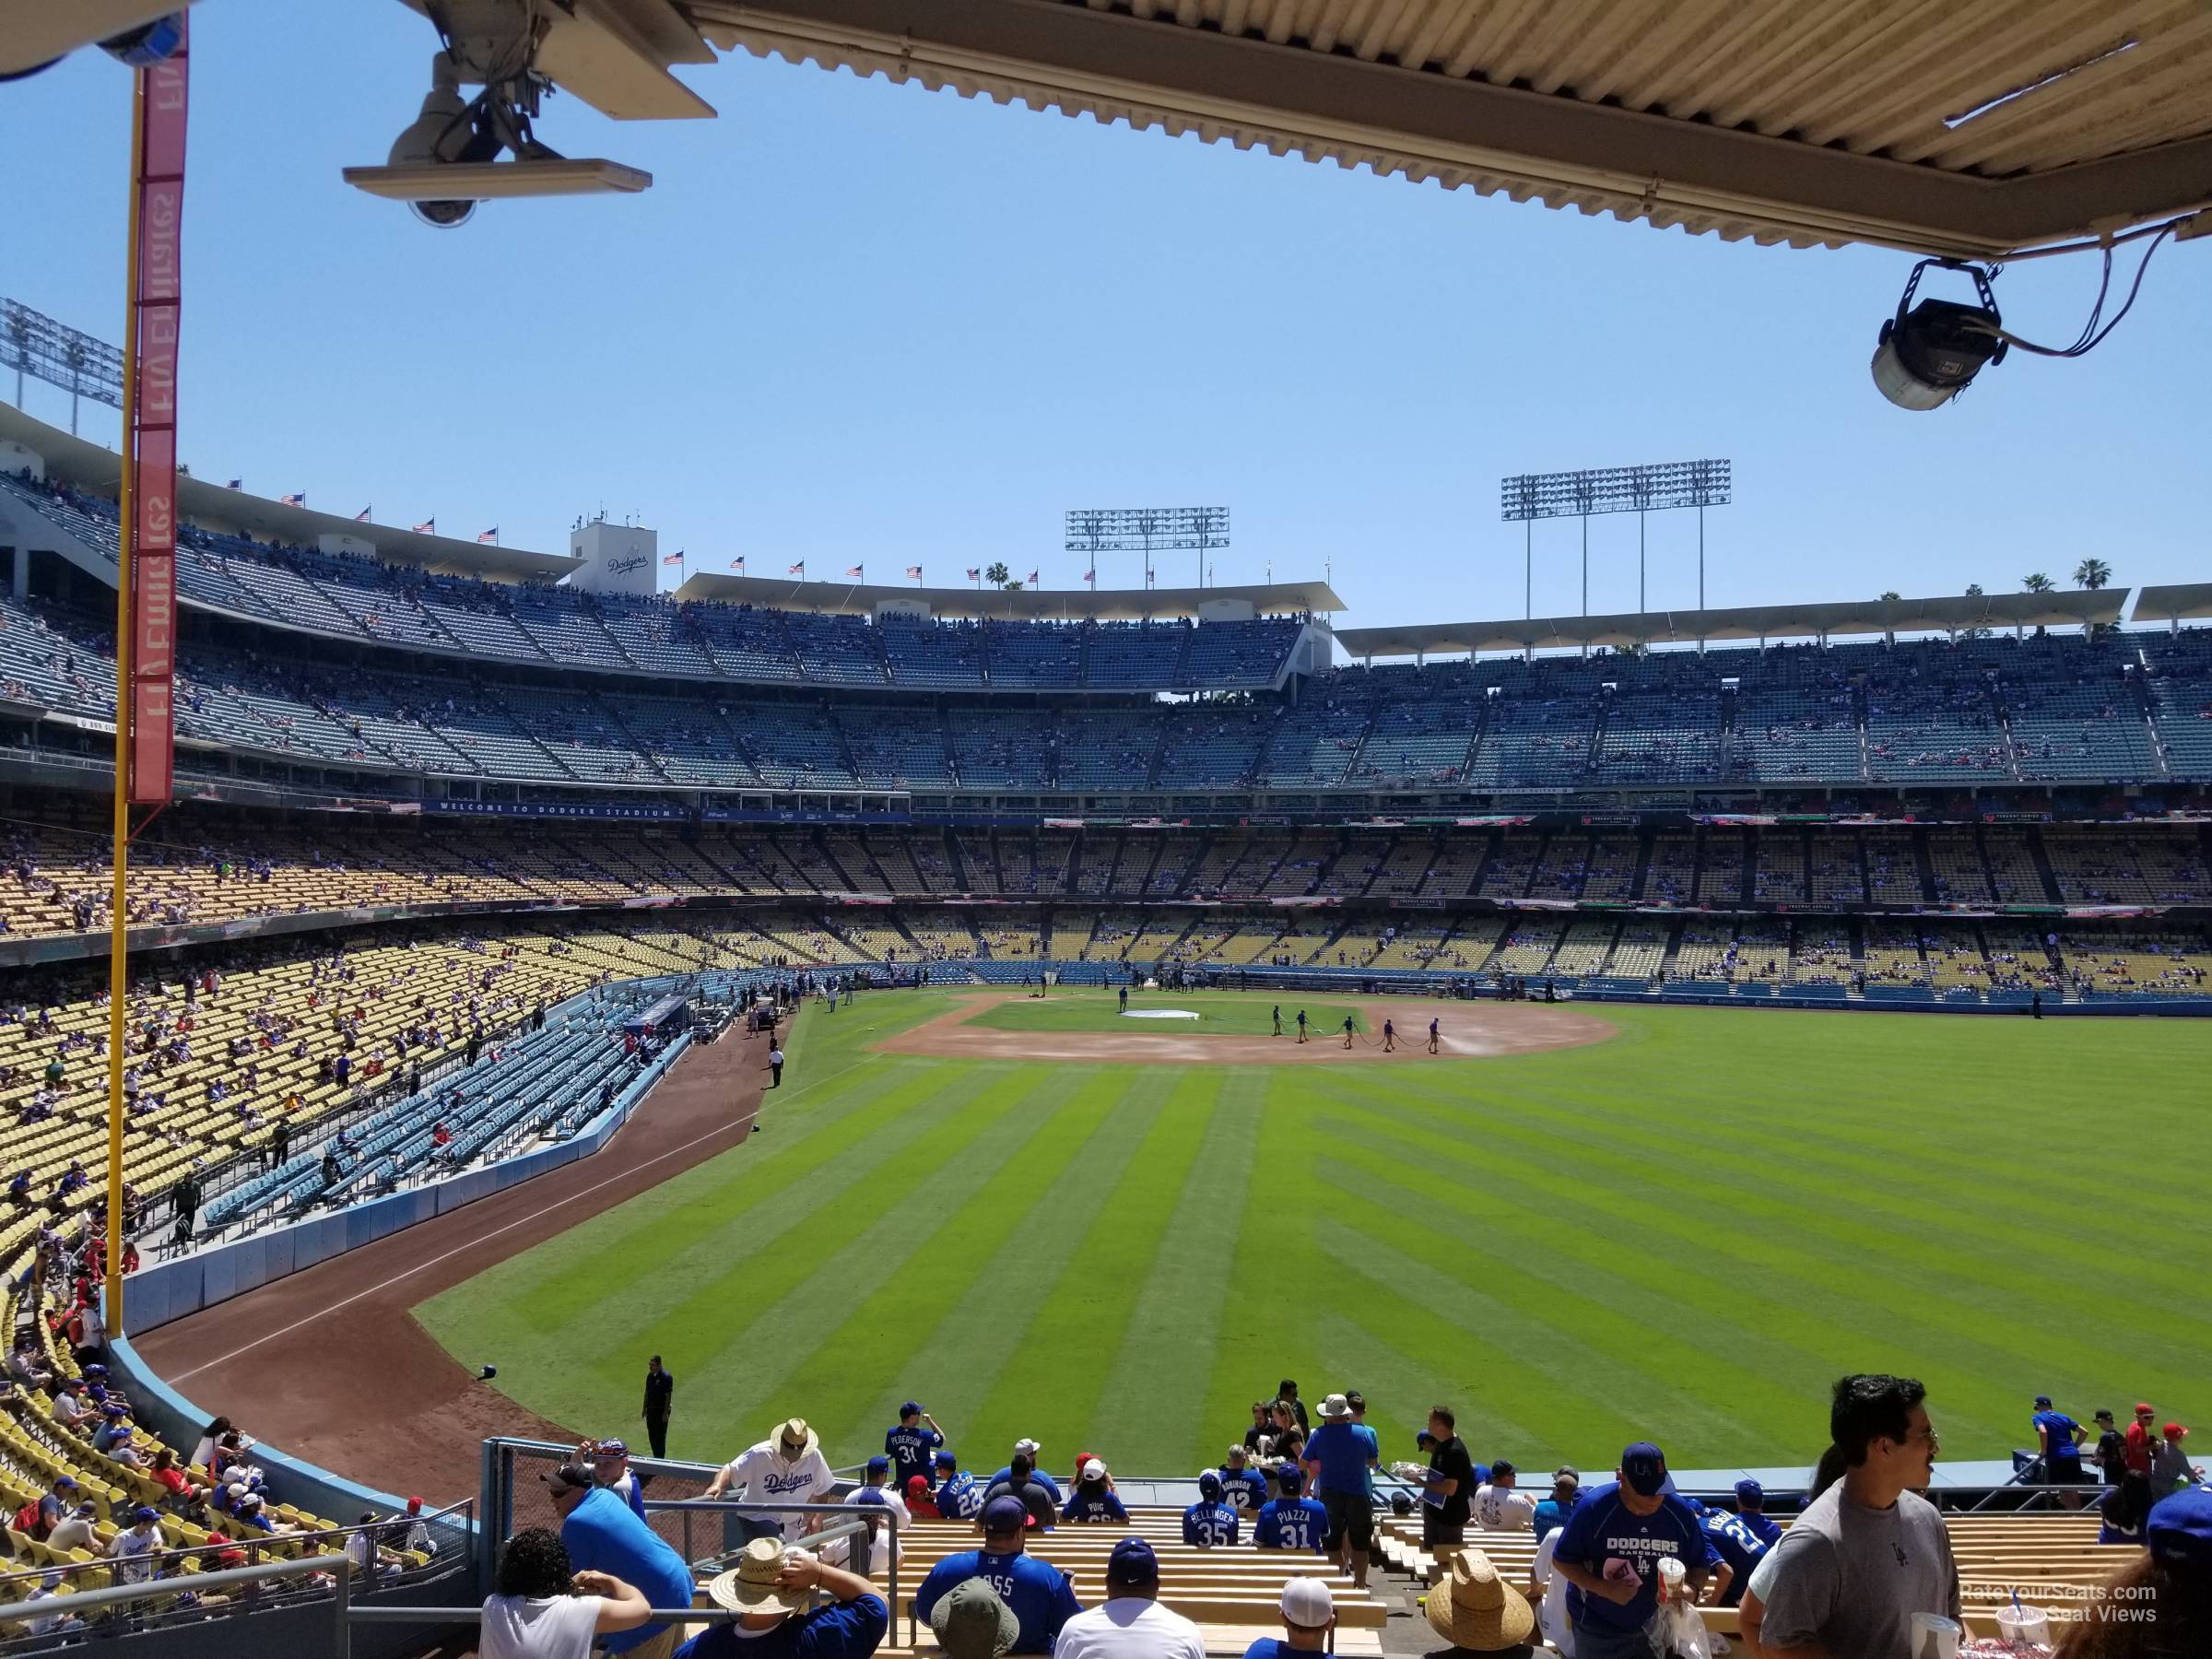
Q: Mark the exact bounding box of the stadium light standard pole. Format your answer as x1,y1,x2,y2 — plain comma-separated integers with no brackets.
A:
1524,520,1531,620
1501,460,1730,643
103,83,148,1329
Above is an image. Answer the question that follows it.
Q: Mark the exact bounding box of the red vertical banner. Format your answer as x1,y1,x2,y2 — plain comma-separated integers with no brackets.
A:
128,23,187,803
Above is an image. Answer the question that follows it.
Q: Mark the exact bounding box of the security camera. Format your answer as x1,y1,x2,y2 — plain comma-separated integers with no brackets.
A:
344,48,651,221
385,53,492,229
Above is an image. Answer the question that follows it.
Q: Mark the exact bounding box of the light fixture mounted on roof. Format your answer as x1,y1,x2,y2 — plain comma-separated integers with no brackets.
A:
1871,260,2006,411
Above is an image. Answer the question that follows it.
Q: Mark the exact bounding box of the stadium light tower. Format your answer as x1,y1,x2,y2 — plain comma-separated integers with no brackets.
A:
1500,460,1732,619
0,299,125,437
1064,506,1229,589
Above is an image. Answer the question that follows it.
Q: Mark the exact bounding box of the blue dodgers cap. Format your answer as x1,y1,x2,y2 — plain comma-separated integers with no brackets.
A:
133,1505,158,1523
935,1450,958,1468
1197,1472,1223,1499
1277,1465,1304,1495
900,1401,923,1418
2147,1487,2212,1573
2033,1395,2053,1409
1735,1479,1764,1504
981,1494,1030,1533
1106,1537,1158,1587
855,1488,888,1508
1620,1442,1667,1497
866,1455,891,1475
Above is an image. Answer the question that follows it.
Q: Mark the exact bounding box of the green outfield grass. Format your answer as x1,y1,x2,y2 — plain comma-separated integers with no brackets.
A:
417,991,2212,1477
970,989,1363,1036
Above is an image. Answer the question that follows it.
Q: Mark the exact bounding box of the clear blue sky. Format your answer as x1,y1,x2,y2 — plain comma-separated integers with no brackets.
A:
3,1,2205,629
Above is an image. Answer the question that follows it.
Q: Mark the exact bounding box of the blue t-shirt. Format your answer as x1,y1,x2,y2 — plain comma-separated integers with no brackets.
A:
915,1550,1082,1655
560,1487,697,1654
1241,1641,1302,1659
1532,1494,1577,1541
1552,1481,1721,1635
1254,1497,1330,1554
1737,1510,1782,1548
676,1595,888,1659
2098,1514,2145,1546
1182,1500,1240,1547
1302,1421,1373,1495
1698,1509,1769,1604
935,1472,982,1521
989,1466,1063,1503
2035,1411,2084,1465
1062,1489,1128,1524
1216,1465,1269,1512
886,1423,944,1488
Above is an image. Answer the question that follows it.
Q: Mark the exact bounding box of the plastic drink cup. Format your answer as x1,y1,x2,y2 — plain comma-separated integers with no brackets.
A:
1911,1611,1962,1659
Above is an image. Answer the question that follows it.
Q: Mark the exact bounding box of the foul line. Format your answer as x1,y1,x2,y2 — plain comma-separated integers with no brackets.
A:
165,1106,759,1384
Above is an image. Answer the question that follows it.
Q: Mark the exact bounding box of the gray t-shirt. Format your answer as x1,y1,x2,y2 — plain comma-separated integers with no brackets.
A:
1757,1485,1959,1659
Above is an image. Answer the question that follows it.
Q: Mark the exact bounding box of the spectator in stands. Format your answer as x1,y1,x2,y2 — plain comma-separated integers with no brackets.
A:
935,1450,982,1522
1277,1380,1309,1432
1300,1393,1378,1589
1217,1445,1268,1513
2153,1422,2201,1492
1267,1401,1306,1466
905,1476,939,1521
18,1570,82,1639
982,1453,1057,1531
2125,1403,2160,1476
928,1579,1019,1659
837,1456,907,1568
586,1438,646,1522
680,1536,888,1659
988,1438,1061,1503
544,1459,696,1659
2093,1410,2129,1487
1408,1405,1477,1549
46,1500,99,1553
1474,1460,1535,1531
1061,1460,1128,1525
1254,1465,1328,1555
2100,1472,2156,1545
105,1506,162,1584
885,1402,944,1493
1686,1497,1769,1608
1243,1577,1334,1659
2054,1486,2212,1658
29,1475,75,1538
702,1418,836,1543
1532,1467,1580,1542
478,1525,651,1659
914,1495,1081,1655
1423,1547,1537,1657
1550,1442,1721,1659
641,1355,674,1460
1053,1537,1204,1659
51,1381,94,1432
1757,1375,1959,1659
1182,1473,1239,1547
2034,1394,2088,1483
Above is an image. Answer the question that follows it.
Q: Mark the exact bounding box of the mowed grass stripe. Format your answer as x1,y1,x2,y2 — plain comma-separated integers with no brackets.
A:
925,1068,1182,1460
971,1069,1218,1456
1318,1063,2212,1374
1089,1069,1268,1470
417,1060,979,1357
816,1069,1138,1454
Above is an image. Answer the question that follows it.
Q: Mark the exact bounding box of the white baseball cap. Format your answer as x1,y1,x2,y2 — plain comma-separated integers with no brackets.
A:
1014,1437,1041,1456
1281,1577,1334,1629
1081,1459,1106,1481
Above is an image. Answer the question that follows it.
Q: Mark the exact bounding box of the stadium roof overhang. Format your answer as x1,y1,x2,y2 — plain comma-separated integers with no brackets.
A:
672,571,1341,619
2131,582,2212,623
1335,587,2127,658
0,404,580,581
685,0,2212,258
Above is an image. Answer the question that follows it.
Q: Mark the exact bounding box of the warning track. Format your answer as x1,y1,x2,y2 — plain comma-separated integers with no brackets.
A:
131,1029,773,1504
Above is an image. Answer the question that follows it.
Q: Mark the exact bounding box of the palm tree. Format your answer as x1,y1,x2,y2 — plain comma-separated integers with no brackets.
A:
1879,591,1900,602
983,561,1010,588
2073,557,2112,591
2022,572,2054,594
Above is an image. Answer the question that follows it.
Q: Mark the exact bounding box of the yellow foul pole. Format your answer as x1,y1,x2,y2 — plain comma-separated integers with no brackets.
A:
106,75,147,1328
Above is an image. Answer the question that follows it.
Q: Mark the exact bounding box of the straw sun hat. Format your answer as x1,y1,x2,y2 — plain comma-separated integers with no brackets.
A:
1423,1548,1536,1652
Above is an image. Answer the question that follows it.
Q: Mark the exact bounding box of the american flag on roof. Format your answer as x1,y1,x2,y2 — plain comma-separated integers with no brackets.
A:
477,527,499,544
412,518,435,535
730,556,746,571
1027,570,1039,584
1082,569,1096,584
966,567,981,581
662,550,684,566
905,565,923,581
355,507,371,523
226,478,241,490
845,564,865,579
788,561,806,575
279,492,305,507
